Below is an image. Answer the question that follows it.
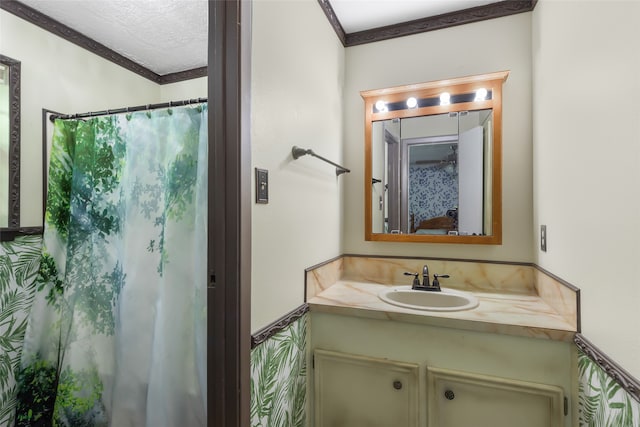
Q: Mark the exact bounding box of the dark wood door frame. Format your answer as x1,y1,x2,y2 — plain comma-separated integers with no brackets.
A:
208,1,252,426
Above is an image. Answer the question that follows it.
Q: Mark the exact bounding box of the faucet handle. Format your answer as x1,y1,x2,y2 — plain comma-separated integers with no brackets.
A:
432,274,450,290
404,272,420,288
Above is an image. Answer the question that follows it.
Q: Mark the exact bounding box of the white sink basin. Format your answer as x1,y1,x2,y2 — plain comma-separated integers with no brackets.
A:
378,286,479,312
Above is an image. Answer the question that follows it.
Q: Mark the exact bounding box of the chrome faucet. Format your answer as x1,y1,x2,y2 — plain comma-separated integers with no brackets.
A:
422,265,430,287
404,264,450,292
431,274,450,291
403,272,420,289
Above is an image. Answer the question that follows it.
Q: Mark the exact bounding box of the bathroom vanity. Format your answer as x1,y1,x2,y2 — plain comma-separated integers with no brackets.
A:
306,256,578,427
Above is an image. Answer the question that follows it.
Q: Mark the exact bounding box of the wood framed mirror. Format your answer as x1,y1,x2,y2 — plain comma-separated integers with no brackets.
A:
0,54,21,232
362,71,509,244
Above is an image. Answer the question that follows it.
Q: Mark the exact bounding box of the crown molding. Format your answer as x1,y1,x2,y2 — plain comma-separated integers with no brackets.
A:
318,0,536,47
0,226,43,242
251,304,309,349
0,1,204,84
317,0,346,46
159,67,208,85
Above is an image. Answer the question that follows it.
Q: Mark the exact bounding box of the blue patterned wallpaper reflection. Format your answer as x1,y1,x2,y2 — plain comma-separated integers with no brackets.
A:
409,165,458,226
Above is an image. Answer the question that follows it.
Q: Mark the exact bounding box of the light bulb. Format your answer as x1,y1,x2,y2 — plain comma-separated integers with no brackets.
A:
406,97,418,108
440,92,451,106
375,100,387,112
475,88,487,101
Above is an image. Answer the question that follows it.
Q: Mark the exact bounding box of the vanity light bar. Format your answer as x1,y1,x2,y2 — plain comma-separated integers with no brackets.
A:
374,100,387,112
475,88,488,101
372,89,492,114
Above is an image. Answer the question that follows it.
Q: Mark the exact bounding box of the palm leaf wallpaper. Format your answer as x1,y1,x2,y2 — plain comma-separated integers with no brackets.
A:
0,235,42,427
3,234,640,427
578,349,640,426
250,315,307,427
4,247,640,427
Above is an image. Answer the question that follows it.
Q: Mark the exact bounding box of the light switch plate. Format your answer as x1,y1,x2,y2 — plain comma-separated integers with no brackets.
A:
540,225,547,252
255,168,268,204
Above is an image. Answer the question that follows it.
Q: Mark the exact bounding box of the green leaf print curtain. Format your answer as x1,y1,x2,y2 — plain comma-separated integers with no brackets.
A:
16,104,208,427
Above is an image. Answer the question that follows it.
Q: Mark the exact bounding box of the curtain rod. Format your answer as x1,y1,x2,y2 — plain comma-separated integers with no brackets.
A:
49,97,207,122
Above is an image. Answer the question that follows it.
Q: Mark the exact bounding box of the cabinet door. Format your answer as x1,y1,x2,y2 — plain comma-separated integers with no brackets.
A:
314,349,419,427
427,366,565,427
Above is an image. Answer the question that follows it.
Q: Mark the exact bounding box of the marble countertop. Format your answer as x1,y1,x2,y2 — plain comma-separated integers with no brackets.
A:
307,280,577,342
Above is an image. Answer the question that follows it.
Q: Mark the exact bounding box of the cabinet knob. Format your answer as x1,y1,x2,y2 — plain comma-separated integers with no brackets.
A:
393,380,403,390
444,390,455,400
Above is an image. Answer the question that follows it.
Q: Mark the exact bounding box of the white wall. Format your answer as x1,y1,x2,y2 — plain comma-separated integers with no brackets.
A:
532,0,640,377
159,77,207,102
343,13,533,261
0,10,161,226
251,0,345,331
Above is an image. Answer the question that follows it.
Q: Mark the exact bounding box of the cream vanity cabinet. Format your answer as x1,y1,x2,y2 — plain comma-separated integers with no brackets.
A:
309,312,573,427
314,349,420,427
426,366,564,427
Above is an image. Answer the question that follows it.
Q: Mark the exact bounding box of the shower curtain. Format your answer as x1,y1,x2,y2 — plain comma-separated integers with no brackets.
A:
15,104,208,427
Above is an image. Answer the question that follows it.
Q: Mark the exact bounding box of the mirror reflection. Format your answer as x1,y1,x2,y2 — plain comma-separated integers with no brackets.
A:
0,54,19,230
372,109,493,237
362,71,508,244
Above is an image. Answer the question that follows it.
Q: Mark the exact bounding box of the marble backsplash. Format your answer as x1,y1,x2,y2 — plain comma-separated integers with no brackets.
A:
534,268,578,329
305,255,578,330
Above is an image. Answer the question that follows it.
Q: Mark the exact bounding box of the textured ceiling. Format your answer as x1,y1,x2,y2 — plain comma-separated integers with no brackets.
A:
14,0,502,77
329,0,498,33
17,0,208,75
